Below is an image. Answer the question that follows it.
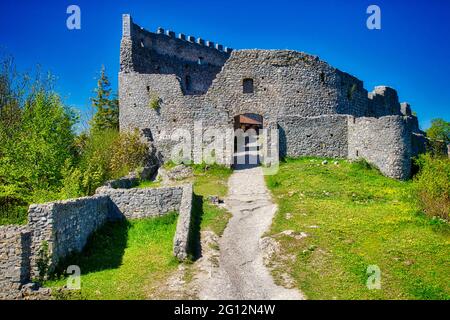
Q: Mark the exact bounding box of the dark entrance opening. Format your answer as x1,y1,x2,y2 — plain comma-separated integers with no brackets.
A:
233,113,263,169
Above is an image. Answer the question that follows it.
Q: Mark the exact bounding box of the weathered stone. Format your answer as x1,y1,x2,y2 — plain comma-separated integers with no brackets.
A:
173,184,194,260
118,15,429,180
166,165,193,180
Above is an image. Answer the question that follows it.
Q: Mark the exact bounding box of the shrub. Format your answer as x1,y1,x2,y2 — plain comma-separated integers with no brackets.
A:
0,185,28,225
149,93,160,110
72,129,148,196
110,129,148,178
77,129,118,195
59,159,84,199
413,154,450,220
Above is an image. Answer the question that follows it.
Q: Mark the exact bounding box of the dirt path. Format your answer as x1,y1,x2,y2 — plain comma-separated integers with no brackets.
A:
198,165,305,300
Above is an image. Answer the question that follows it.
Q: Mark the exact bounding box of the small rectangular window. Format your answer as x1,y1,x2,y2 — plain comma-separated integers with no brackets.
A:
243,78,254,94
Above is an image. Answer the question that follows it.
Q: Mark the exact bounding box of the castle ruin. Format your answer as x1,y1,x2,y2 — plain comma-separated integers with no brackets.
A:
119,14,427,179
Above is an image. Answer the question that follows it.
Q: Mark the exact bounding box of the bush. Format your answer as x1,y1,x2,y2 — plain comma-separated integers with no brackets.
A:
0,185,28,225
110,129,148,178
65,129,149,196
413,154,450,220
148,93,160,110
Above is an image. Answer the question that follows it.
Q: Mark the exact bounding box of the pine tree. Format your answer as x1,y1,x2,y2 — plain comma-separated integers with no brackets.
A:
90,66,119,132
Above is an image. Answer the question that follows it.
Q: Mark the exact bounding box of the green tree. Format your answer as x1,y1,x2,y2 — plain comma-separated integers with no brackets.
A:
0,91,77,192
90,66,119,132
426,118,450,145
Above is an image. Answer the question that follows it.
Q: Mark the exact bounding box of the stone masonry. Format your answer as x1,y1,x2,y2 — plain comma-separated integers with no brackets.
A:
97,185,184,219
119,14,428,180
0,226,31,299
0,182,194,299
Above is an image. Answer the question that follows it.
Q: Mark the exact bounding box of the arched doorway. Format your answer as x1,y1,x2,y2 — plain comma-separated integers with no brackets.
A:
233,113,263,168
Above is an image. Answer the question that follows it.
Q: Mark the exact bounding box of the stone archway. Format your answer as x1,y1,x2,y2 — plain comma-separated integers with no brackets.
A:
233,113,263,168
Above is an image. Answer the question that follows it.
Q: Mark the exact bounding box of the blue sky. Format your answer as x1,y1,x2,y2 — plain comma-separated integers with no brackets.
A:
0,0,449,129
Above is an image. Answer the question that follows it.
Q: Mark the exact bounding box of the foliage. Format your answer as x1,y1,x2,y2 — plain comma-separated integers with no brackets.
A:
413,154,450,220
36,241,50,283
426,118,450,145
110,130,148,178
148,93,160,110
0,58,77,224
90,66,119,132
266,157,449,300
59,159,84,199
0,57,148,224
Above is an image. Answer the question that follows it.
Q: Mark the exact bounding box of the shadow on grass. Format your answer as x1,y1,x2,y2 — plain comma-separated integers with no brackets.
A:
188,193,204,261
51,219,130,278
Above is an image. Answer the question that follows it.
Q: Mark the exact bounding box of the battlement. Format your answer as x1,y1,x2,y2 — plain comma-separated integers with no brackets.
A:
120,14,232,94
122,14,232,56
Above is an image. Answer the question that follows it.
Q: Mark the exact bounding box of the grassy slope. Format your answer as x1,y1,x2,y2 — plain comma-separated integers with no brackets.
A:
45,213,179,300
266,157,449,300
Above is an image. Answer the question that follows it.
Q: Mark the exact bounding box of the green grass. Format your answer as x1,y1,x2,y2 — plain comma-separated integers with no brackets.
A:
45,213,179,300
265,157,450,300
191,164,232,236
136,179,161,188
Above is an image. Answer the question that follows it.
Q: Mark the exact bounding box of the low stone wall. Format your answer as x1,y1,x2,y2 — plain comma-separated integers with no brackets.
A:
97,185,184,219
0,226,31,299
173,184,194,260
27,195,111,277
103,176,139,189
1,182,195,299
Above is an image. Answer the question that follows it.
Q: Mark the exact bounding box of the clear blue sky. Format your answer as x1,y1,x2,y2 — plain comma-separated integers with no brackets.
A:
1,0,449,129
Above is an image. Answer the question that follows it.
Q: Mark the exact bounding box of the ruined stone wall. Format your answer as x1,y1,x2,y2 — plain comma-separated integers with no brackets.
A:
27,195,111,276
1,182,195,298
0,226,31,299
348,115,412,179
97,185,184,220
173,184,194,260
368,86,403,117
119,16,425,179
120,14,230,95
119,49,372,163
281,115,349,158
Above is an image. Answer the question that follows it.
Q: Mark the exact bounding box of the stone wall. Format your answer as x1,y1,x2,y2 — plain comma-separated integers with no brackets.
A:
1,182,195,299
120,14,230,95
27,195,111,276
348,115,411,179
0,226,31,299
173,184,194,260
281,115,349,158
97,185,184,219
118,16,426,179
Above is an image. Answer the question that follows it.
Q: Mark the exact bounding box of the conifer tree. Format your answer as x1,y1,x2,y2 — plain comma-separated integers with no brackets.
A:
90,66,119,132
